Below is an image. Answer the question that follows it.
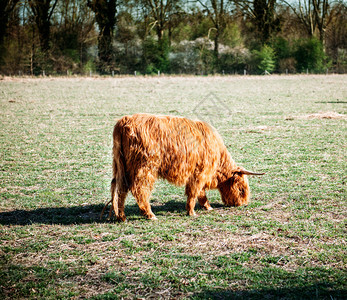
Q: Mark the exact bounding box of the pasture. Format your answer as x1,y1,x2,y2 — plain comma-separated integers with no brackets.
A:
0,75,346,299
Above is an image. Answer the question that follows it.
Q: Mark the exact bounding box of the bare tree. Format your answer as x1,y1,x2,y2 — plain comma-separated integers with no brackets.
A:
325,1,347,67
141,0,182,42
282,0,331,46
28,0,58,52
87,0,118,71
53,0,96,71
197,0,229,63
313,0,329,44
254,0,278,41
0,0,20,62
234,0,280,42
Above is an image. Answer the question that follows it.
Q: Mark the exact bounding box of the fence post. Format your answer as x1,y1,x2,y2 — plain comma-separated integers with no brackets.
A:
158,70,160,76
244,69,247,75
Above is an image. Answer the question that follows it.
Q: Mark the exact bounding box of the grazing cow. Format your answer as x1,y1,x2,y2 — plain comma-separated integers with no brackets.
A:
102,113,264,221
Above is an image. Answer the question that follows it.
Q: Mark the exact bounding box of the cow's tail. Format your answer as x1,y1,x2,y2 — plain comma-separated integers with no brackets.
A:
100,121,126,219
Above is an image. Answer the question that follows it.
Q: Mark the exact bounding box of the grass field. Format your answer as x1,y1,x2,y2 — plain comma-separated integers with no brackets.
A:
0,75,346,299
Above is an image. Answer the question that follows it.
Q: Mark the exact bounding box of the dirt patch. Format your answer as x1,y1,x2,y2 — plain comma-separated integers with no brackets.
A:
304,112,346,119
286,111,346,120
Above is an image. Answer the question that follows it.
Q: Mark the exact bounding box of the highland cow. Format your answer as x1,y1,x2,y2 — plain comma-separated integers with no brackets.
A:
103,113,264,221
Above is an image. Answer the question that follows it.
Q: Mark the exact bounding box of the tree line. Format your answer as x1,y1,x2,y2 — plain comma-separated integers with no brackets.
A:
0,0,346,75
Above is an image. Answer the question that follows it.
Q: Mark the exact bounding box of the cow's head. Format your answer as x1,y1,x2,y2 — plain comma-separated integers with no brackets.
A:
218,168,264,207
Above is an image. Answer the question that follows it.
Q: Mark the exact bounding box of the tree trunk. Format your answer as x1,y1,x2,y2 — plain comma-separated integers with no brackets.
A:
313,0,328,48
0,0,20,64
87,0,117,72
28,0,58,52
253,0,278,42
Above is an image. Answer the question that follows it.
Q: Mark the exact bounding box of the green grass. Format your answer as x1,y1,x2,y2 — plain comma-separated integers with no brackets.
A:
0,75,346,299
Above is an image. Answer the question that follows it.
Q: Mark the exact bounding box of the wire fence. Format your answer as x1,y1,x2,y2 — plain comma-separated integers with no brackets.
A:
8,68,346,78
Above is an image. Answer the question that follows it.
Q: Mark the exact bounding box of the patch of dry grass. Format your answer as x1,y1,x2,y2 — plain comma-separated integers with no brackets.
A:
286,111,347,120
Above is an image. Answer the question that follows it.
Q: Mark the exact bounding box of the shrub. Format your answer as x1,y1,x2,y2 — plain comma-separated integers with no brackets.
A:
222,23,243,48
271,37,293,72
83,60,96,74
271,37,290,60
278,57,296,73
219,46,251,74
169,40,201,74
251,45,276,74
169,38,218,74
336,48,347,73
142,37,170,74
294,38,329,73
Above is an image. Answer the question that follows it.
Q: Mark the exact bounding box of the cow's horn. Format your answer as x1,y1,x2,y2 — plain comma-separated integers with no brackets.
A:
239,170,265,176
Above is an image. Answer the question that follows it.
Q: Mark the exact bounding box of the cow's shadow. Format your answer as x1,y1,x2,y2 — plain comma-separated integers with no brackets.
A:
0,201,224,226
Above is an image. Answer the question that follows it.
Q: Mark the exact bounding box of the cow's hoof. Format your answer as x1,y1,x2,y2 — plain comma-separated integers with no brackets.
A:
117,215,126,222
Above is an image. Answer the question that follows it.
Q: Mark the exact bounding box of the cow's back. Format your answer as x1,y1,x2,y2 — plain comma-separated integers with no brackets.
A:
116,114,224,186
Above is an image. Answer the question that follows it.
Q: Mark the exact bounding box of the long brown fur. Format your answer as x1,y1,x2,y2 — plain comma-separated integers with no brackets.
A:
104,113,255,221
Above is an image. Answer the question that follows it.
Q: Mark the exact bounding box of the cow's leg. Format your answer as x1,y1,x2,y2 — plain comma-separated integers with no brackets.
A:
117,189,128,222
131,170,157,220
186,196,197,216
109,178,129,222
108,178,119,219
198,190,213,211
185,180,205,216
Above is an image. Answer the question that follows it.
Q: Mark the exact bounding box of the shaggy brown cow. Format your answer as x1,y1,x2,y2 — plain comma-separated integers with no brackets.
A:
103,113,264,221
